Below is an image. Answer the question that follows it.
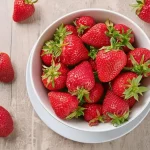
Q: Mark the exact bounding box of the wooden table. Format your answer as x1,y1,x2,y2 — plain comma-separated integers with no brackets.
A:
0,0,150,149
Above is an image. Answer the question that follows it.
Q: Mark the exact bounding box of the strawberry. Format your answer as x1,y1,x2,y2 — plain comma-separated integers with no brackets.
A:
65,25,78,36
48,92,84,119
0,53,14,83
84,104,103,126
112,72,148,101
96,38,127,82
132,0,150,23
84,83,104,103
66,61,95,103
102,91,129,126
42,63,69,90
60,35,89,65
81,23,110,48
125,48,150,77
126,97,136,108
40,41,61,66
0,106,13,137
89,59,97,71
13,0,37,22
114,24,135,52
75,16,95,35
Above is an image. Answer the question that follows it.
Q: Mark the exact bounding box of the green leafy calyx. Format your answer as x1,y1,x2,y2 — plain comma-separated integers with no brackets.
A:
88,46,98,60
25,0,38,4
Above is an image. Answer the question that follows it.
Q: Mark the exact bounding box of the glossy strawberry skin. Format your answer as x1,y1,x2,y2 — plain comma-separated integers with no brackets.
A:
112,72,138,98
102,91,129,121
0,106,13,137
126,48,150,67
48,92,79,119
96,50,127,82
13,0,35,22
138,0,150,23
81,23,110,48
0,53,14,83
42,63,69,90
126,97,136,109
66,61,95,92
60,35,89,65
89,59,97,71
85,83,104,103
84,104,102,126
65,25,78,36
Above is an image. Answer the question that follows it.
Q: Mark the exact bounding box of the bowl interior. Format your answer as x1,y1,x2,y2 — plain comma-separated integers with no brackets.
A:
30,9,150,132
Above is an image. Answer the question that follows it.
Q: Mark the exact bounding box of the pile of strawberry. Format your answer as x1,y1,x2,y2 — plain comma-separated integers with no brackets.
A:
40,16,150,127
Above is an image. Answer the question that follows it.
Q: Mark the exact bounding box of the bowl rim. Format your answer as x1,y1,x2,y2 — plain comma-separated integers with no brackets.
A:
29,8,150,132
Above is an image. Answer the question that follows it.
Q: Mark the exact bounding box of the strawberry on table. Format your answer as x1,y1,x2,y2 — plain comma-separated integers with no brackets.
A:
125,48,150,77
112,72,148,101
42,62,69,90
0,52,14,83
81,23,110,48
48,92,84,119
102,91,129,126
13,0,38,22
0,106,13,137
96,38,127,82
84,83,104,103
131,0,150,23
75,16,95,35
84,104,103,126
60,35,89,65
66,61,95,103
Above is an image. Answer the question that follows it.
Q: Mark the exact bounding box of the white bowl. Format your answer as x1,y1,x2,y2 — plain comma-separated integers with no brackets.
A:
29,9,150,132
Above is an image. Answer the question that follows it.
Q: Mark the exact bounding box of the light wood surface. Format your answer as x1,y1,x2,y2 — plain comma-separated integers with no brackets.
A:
0,0,150,149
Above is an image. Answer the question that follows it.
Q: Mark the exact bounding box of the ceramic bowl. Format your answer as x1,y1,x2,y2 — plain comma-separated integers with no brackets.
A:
29,9,150,132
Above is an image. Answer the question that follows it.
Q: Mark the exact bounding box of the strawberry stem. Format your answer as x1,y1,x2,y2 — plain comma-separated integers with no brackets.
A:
25,0,38,4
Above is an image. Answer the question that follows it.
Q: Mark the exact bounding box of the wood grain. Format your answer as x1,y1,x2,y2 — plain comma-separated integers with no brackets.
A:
0,0,150,149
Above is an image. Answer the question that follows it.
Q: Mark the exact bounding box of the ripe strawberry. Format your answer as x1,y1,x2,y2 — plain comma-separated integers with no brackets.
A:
75,16,95,35
48,92,84,119
125,48,150,77
65,25,78,36
96,48,127,82
112,72,148,101
132,0,150,23
0,106,13,137
42,63,69,90
102,91,129,126
81,23,110,48
84,104,103,126
89,59,97,71
13,0,37,22
40,41,61,66
60,35,89,65
114,24,135,52
126,97,136,109
84,83,104,103
66,61,95,103
0,53,14,83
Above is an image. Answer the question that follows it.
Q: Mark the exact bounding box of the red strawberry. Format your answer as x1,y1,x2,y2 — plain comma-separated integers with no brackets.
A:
89,59,97,71
81,23,110,48
13,0,37,22
0,106,13,137
114,24,135,52
0,53,14,83
48,92,84,119
84,104,103,126
126,97,136,109
65,25,78,36
102,91,129,126
66,61,95,102
96,49,127,82
112,72,148,101
61,35,89,65
40,41,61,66
132,0,150,23
42,63,69,90
126,48,150,77
84,83,104,103
75,16,95,35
